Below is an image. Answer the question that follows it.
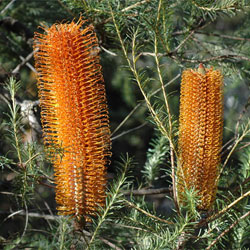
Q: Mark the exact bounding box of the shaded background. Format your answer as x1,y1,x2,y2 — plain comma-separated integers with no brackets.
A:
0,0,249,247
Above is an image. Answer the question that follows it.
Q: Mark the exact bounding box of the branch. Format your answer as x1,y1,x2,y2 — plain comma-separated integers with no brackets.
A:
154,2,179,213
218,119,250,180
139,52,250,63
172,54,250,63
206,211,250,250
111,74,180,137
12,49,38,75
0,210,58,220
0,0,17,14
201,189,250,226
172,20,212,36
100,0,151,25
122,187,172,196
192,1,241,12
195,31,250,42
111,122,148,141
121,0,151,13
0,191,22,197
81,230,122,250
124,200,174,225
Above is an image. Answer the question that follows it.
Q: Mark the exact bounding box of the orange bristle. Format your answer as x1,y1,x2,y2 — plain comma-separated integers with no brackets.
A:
33,19,111,221
177,66,223,210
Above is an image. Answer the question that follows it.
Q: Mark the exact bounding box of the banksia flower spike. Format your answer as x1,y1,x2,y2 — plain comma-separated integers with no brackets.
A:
177,64,223,211
34,19,111,221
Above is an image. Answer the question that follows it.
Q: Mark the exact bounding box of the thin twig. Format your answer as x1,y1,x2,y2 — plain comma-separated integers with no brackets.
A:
111,103,143,136
111,73,180,137
236,142,250,152
3,210,23,221
218,175,250,192
192,1,240,12
222,100,249,156
12,49,37,75
121,0,150,12
206,211,250,250
111,122,147,141
171,30,195,54
222,137,235,154
205,189,250,224
107,221,148,232
19,55,37,73
154,0,179,214
166,18,211,58
82,230,122,250
124,200,174,225
0,93,9,105
43,201,53,230
172,21,212,36
9,201,29,248
0,191,22,197
190,35,213,57
140,53,250,63
0,0,16,14
235,98,250,137
21,201,29,241
123,187,172,196
27,229,52,235
56,0,75,16
37,180,55,189
195,31,250,42
98,237,122,250
1,210,58,220
23,152,40,166
218,119,250,181
172,54,250,63
101,0,151,25
231,176,250,195
100,45,118,56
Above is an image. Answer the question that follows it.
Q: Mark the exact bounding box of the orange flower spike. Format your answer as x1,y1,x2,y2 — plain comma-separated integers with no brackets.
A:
177,64,223,211
34,19,111,221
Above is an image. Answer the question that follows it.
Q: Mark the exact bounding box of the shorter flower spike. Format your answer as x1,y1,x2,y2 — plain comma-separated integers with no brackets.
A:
177,64,223,211
34,18,111,221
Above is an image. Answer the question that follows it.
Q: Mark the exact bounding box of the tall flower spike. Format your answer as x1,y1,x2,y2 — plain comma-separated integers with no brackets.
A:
177,64,223,211
34,19,111,221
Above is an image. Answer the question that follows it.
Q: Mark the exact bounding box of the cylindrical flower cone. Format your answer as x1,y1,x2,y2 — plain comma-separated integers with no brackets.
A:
177,64,223,211
34,19,111,221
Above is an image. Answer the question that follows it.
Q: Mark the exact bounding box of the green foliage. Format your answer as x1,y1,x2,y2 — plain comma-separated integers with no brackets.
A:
142,132,169,186
3,78,33,203
0,0,250,249
87,155,134,248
